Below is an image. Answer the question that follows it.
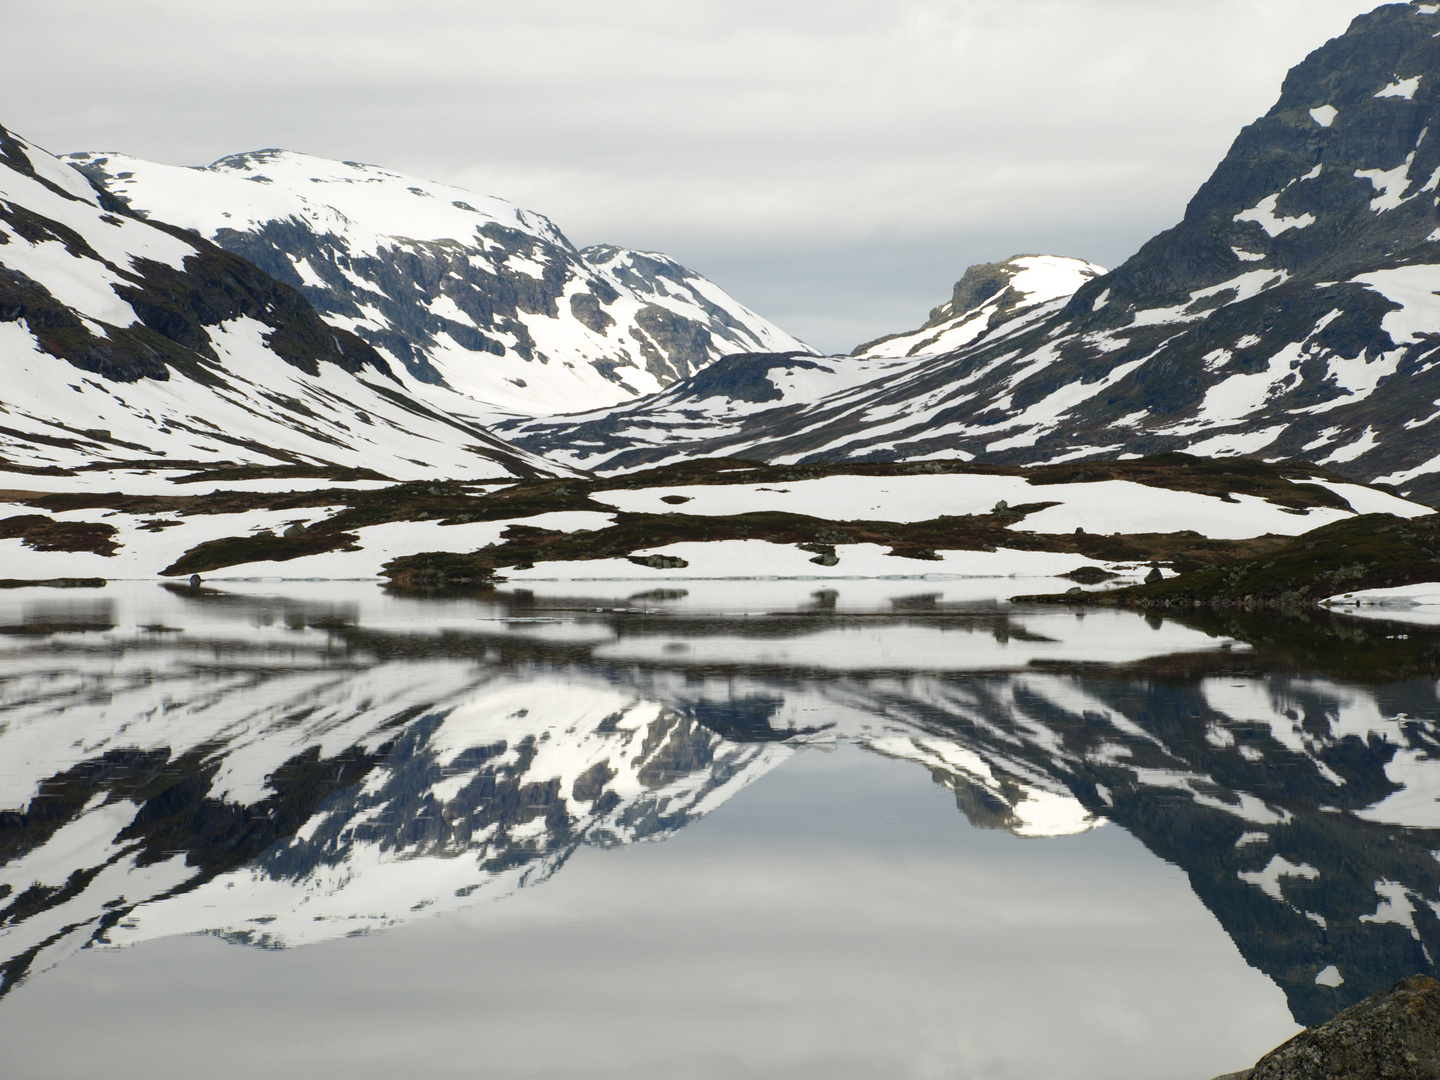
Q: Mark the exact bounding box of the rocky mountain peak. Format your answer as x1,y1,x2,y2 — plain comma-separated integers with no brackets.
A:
943,260,1026,318
854,254,1105,359
1072,1,1440,317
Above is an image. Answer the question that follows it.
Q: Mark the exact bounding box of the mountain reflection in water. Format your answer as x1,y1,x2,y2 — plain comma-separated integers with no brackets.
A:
3,578,1440,1034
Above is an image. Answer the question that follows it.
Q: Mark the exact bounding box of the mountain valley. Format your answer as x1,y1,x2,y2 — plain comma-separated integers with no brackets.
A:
13,8,1440,1069
503,3,1440,510
5,4,1440,586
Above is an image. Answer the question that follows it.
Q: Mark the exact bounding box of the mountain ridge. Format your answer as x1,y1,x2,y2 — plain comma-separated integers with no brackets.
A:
0,123,569,485
66,148,814,417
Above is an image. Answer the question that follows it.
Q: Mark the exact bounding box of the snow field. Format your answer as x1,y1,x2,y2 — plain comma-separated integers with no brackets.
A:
66,150,557,255
502,539,1132,583
2,466,1422,583
591,472,1428,538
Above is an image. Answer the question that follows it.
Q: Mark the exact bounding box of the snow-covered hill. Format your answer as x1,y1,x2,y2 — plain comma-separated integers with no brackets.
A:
852,255,1106,359
0,124,568,487
66,150,812,417
496,256,1107,471
503,3,1440,503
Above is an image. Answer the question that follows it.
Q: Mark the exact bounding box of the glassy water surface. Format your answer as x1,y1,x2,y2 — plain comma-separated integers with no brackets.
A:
3,576,1440,1079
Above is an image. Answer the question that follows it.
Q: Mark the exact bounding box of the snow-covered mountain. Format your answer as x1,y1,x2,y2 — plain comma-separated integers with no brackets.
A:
66,150,812,417
503,3,1440,503
5,586,1440,1025
496,255,1107,471
852,255,1106,359
0,124,568,485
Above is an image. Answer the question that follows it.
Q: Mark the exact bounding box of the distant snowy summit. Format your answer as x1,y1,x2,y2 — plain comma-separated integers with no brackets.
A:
498,253,1105,471
506,2,1440,504
67,149,813,417
852,255,1106,359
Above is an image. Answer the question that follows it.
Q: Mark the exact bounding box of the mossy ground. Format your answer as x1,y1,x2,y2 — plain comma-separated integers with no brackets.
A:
160,530,361,576
0,514,119,556
0,453,1389,580
1020,513,1440,609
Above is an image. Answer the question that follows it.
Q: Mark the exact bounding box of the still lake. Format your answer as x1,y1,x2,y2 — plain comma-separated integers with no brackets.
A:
2,576,1438,1079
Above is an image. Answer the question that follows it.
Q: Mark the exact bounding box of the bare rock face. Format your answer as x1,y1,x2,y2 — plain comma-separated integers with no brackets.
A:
1222,975,1440,1080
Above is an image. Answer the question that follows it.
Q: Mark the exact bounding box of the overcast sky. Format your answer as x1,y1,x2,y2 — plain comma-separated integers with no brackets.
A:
5,0,1386,352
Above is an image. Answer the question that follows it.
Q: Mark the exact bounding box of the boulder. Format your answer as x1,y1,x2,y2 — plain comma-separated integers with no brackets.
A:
1213,975,1440,1080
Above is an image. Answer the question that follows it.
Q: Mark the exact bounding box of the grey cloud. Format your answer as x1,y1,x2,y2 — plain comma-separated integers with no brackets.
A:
3,0,1383,351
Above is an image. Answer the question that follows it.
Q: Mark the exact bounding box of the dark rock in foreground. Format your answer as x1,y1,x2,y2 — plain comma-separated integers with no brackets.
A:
1216,975,1440,1080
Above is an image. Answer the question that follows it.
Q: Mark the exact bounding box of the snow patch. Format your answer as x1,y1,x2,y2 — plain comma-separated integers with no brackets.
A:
1237,856,1319,904
1315,965,1344,987
1360,880,1420,937
1234,194,1315,237
1321,427,1380,465
1007,256,1106,305
1353,265,1440,344
1009,788,1100,838
1356,153,1417,212
1376,77,1422,100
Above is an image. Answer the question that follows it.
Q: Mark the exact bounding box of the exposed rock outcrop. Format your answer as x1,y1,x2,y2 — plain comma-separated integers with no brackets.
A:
1215,975,1440,1080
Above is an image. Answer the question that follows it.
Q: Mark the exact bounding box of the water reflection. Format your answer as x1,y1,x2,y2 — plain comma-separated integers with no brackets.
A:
2,579,1440,1029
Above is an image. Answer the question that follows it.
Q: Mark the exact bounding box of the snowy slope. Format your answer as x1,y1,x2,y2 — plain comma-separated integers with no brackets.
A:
504,4,1440,502
493,256,1100,472
67,149,813,416
496,254,1119,473
0,124,567,486
852,255,1106,359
